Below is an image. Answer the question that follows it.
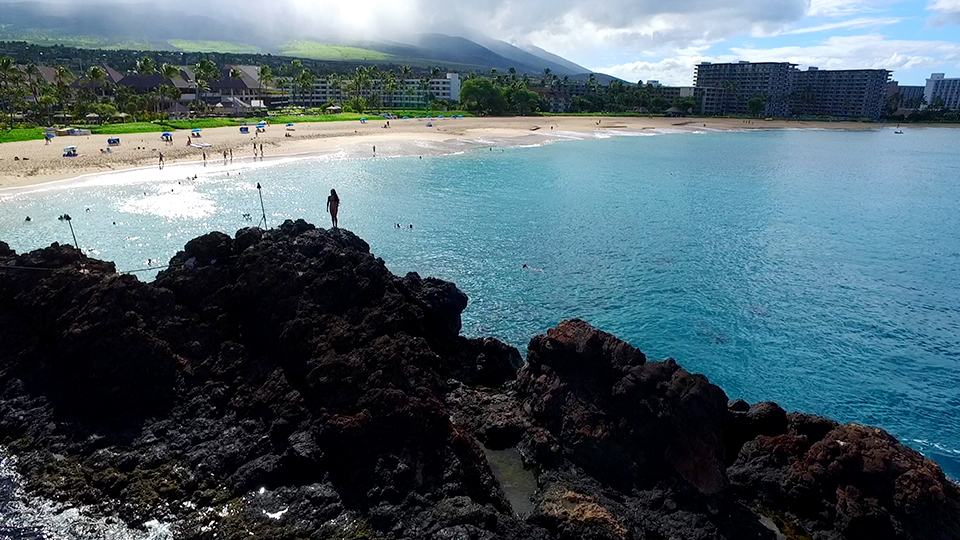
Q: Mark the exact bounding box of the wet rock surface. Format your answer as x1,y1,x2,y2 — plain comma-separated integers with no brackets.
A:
0,221,958,540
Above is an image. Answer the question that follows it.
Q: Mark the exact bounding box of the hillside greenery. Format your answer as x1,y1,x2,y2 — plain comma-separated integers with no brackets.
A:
167,40,263,55
280,41,393,61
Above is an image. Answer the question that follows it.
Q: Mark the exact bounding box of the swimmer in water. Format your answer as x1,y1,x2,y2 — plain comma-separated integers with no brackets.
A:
522,264,544,273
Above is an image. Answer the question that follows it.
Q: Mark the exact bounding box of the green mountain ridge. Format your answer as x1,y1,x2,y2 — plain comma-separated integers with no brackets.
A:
0,1,607,77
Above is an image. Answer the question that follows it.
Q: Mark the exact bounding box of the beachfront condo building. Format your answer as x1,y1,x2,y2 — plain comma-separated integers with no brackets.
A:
694,61,796,117
281,73,461,109
924,73,960,109
887,82,926,109
788,68,891,119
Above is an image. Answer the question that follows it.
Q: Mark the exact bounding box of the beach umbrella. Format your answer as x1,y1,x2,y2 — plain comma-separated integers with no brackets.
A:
85,113,99,119
192,128,202,133
161,132,172,137
286,123,294,127
360,117,367,121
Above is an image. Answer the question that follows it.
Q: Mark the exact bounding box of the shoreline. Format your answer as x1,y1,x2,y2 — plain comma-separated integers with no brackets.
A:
1,115,954,192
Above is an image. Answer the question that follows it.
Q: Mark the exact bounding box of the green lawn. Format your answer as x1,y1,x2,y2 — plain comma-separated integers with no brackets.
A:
1,113,472,144
280,41,393,61
260,113,369,124
388,110,474,117
160,119,242,130
167,40,262,54
87,122,166,135
0,128,44,144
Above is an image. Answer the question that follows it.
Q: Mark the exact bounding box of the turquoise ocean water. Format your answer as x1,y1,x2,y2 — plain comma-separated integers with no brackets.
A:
2,128,959,480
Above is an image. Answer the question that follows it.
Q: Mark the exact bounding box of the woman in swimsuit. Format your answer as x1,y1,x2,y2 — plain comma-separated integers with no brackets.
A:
327,189,340,228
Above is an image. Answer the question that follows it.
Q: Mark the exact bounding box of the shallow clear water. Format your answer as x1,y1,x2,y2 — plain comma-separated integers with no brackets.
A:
2,128,959,480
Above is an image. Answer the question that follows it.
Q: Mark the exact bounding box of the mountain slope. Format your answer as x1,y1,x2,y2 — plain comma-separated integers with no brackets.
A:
521,44,590,75
0,1,607,77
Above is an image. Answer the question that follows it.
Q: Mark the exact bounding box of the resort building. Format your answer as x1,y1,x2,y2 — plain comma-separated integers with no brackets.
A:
694,61,796,117
788,68,891,120
899,85,926,108
886,81,926,109
529,87,572,112
281,73,461,109
924,73,960,109
649,86,722,115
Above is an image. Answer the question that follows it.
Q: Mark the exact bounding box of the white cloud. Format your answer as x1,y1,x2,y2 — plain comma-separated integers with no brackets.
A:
729,33,960,70
592,56,707,86
927,0,960,24
780,16,904,34
594,33,960,85
806,0,894,17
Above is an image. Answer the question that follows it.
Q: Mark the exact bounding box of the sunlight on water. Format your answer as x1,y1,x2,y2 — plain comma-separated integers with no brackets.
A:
0,451,173,540
1,128,959,485
116,187,217,219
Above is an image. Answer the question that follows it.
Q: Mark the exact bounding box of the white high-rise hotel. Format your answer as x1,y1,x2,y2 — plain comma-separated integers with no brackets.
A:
924,73,960,109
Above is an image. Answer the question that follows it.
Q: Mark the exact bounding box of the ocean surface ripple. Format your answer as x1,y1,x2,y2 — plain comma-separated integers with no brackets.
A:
1,128,959,480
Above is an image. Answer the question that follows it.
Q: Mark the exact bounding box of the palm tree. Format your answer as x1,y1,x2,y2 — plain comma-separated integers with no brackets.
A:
23,63,43,105
431,67,442,80
84,65,107,99
294,68,317,107
257,64,274,106
542,68,552,87
0,56,25,128
352,65,370,99
53,65,74,119
326,73,342,105
399,65,413,80
192,59,220,111
136,57,156,77
160,63,179,81
381,71,399,108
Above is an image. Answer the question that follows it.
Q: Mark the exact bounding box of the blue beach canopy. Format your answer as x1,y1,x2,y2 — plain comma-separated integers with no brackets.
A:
403,116,409,119
286,123,294,127
161,132,172,136
427,115,432,118
438,115,444,118
192,128,201,132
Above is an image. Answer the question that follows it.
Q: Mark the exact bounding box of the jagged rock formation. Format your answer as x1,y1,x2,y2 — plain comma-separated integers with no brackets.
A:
0,221,958,540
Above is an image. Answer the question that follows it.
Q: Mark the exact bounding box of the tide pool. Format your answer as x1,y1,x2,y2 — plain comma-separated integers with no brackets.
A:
2,128,959,479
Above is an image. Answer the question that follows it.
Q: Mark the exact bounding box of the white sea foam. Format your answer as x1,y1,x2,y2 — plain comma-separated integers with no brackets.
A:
0,448,173,539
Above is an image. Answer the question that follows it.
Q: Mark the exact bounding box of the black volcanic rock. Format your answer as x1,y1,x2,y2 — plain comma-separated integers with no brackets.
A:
0,221,958,540
517,320,729,495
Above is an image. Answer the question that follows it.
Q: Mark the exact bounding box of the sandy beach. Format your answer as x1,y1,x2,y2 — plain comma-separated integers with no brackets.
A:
0,116,930,190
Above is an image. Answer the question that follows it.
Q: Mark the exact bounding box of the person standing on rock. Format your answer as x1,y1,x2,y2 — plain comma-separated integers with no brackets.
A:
327,189,340,228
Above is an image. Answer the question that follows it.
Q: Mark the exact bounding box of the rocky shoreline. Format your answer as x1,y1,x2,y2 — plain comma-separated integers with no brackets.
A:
1,221,958,540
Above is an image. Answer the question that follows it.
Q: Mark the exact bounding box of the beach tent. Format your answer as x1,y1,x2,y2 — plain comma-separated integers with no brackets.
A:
438,115,444,119
402,116,409,119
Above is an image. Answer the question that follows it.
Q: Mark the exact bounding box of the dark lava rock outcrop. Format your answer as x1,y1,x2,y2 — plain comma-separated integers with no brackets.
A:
1,220,958,540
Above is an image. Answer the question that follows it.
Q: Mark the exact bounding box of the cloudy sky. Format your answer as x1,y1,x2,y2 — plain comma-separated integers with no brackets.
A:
2,0,958,85
472,0,960,85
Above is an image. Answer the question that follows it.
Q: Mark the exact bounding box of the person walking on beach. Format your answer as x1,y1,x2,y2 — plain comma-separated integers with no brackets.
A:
260,144,263,159
158,152,164,170
327,189,340,228
229,148,233,163
202,151,207,167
